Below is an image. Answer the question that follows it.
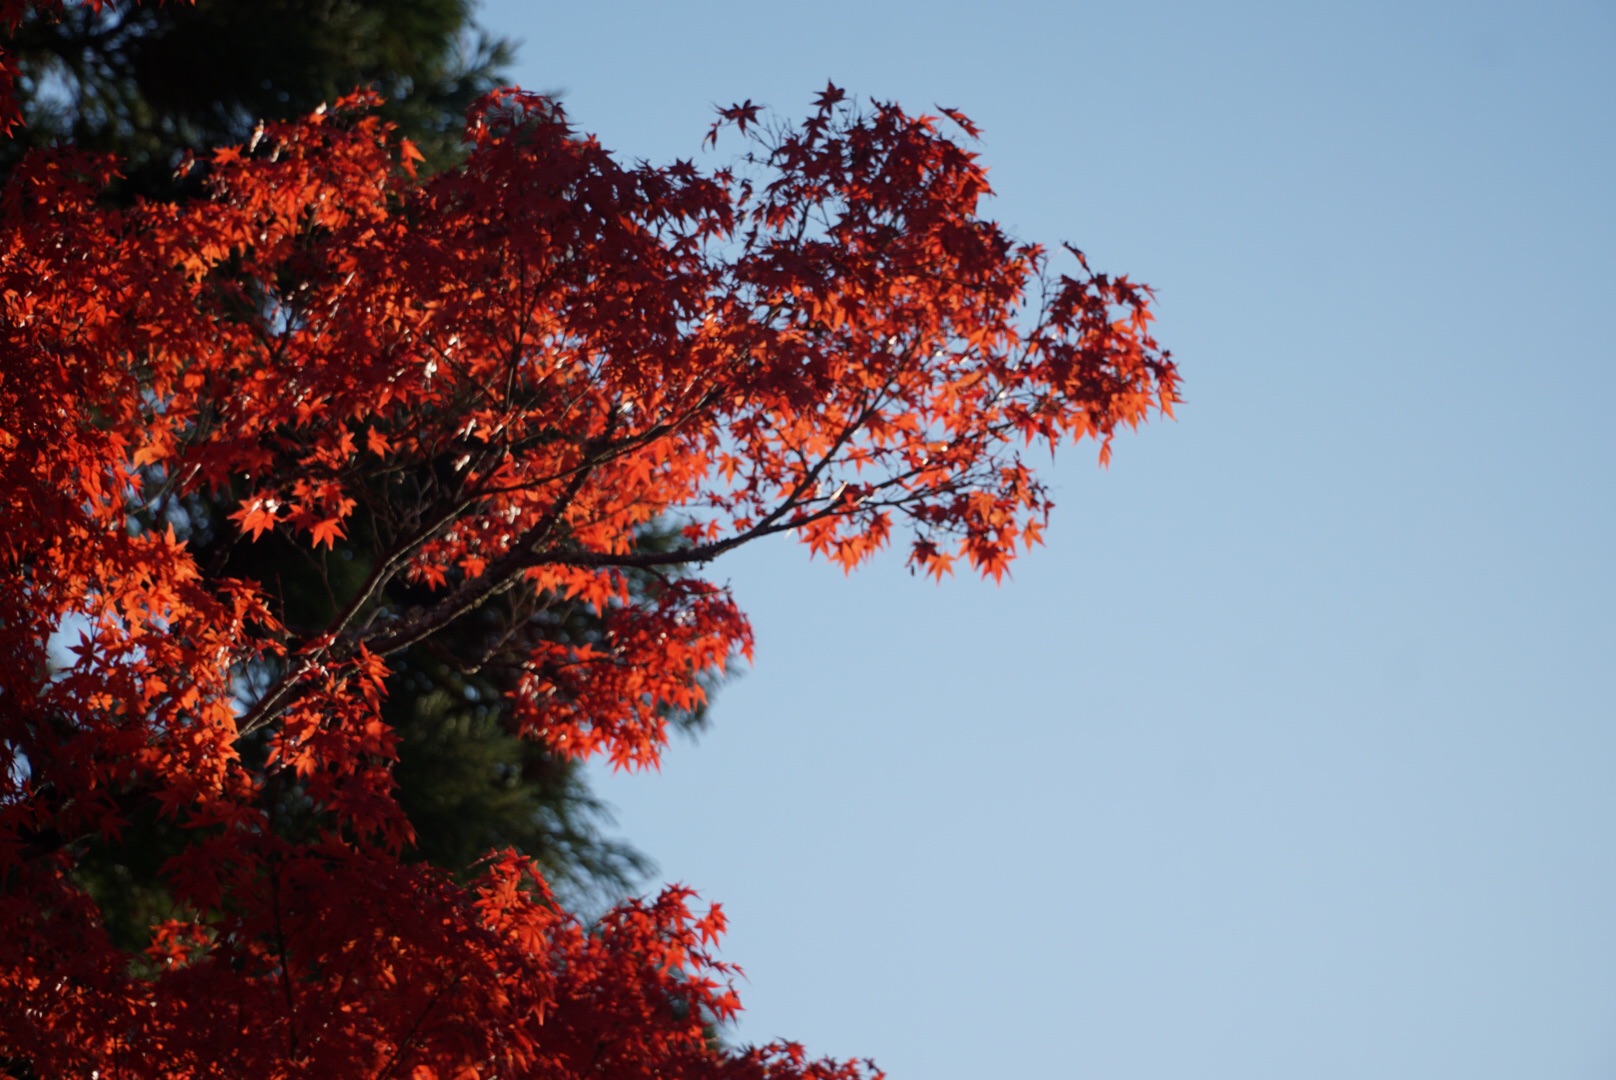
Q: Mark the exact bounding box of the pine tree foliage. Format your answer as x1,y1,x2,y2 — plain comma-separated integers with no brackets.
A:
4,0,669,926
3,0,512,187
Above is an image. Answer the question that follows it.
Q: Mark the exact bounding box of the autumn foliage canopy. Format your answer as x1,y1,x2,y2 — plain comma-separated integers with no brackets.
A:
0,3,1177,1075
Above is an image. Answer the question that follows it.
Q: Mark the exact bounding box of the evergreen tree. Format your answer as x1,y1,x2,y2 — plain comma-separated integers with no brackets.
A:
3,0,512,187
6,2,684,948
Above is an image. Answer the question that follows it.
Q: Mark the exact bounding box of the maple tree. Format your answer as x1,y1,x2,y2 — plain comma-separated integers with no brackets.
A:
0,4,1178,1073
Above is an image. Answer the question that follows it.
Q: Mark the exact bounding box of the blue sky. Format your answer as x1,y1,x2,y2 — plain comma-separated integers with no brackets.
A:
482,2,1615,1076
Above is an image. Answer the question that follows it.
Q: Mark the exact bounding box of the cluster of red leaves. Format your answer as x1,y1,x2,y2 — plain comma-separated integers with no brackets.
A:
0,5,1174,1070
8,845,870,1079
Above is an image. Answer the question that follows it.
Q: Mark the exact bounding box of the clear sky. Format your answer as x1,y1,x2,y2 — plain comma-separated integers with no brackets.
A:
481,2,1615,1076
